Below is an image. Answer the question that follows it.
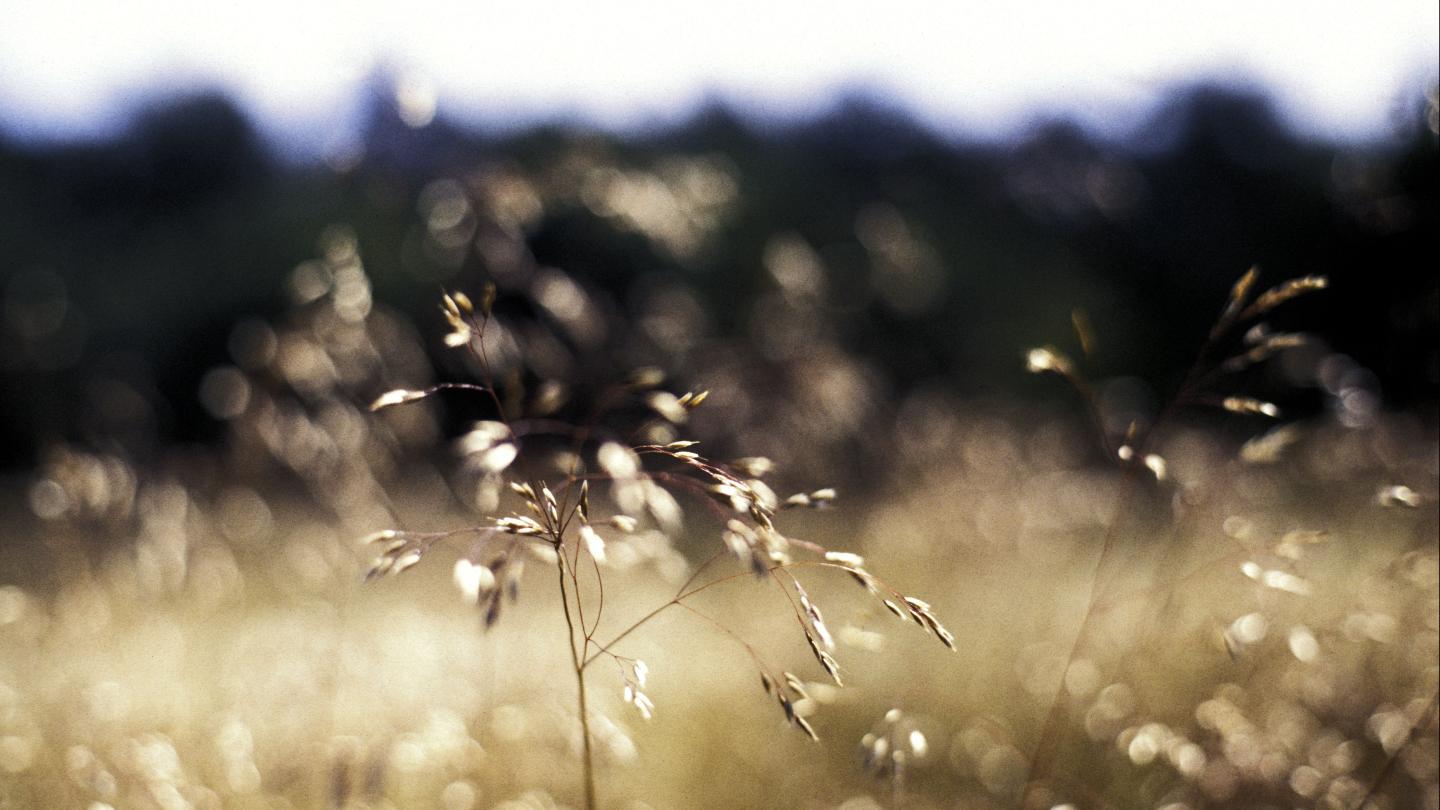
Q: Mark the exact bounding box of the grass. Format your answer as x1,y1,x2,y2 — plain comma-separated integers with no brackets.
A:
1,247,1435,809
360,286,956,808
3,408,1434,808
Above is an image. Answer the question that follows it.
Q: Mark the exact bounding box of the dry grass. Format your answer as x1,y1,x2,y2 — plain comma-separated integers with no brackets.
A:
1,243,1435,809
358,281,957,808
4,410,1435,808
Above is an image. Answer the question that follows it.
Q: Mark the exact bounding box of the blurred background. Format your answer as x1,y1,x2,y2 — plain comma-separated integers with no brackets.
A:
1,1,1438,469
0,3,1437,809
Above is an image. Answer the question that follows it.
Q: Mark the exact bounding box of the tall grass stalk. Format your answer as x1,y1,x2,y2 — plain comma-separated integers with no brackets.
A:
1022,268,1332,799
361,285,956,808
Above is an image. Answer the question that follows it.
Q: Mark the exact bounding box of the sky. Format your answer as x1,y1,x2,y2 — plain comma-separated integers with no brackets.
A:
1,0,1437,150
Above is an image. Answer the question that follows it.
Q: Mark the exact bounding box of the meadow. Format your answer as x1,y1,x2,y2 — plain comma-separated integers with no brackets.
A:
1,248,1435,810
1,88,1437,809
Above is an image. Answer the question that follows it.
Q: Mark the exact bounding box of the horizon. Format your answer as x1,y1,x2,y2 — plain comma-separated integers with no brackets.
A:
2,72,1436,166
2,0,1436,155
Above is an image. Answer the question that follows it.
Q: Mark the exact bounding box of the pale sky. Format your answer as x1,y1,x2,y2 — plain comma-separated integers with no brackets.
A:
1,0,1436,147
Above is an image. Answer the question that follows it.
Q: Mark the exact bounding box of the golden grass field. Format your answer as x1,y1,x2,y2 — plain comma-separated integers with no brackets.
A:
2,405,1435,809
0,250,1435,809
